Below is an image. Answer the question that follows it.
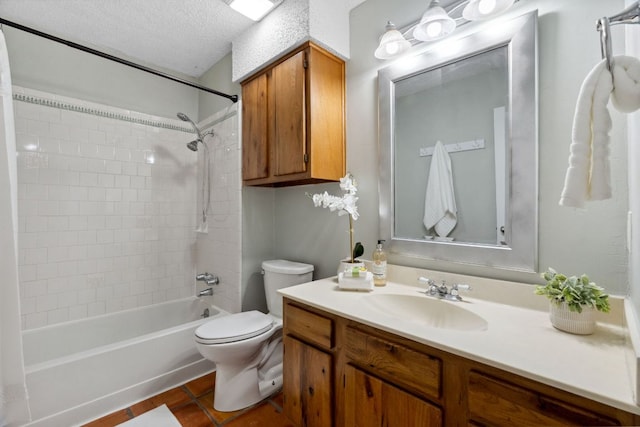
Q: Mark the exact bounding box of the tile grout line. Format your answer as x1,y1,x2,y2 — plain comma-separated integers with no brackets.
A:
181,384,219,426
125,407,134,420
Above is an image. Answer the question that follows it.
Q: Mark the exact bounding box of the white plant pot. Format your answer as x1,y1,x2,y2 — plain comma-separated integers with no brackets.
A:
337,259,365,277
549,302,596,335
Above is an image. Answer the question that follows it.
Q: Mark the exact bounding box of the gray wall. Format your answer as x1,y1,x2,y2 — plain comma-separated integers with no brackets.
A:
3,27,198,119
250,0,630,296
198,53,241,121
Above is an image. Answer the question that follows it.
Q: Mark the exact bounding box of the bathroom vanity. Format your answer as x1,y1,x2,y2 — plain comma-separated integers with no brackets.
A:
280,271,640,426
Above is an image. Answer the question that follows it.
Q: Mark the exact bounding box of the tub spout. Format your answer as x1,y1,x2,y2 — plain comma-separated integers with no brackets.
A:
198,287,214,297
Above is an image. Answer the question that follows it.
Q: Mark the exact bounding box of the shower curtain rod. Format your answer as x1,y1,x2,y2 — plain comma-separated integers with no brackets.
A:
0,17,239,103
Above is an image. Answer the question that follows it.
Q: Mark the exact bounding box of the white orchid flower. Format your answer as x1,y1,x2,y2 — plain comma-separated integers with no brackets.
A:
339,173,357,194
308,173,361,263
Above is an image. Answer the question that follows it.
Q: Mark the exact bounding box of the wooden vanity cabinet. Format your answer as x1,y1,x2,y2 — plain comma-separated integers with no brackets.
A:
282,298,640,427
241,42,345,187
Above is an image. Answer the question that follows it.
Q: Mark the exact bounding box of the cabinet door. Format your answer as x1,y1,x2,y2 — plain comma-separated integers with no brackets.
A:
283,336,333,427
344,364,442,427
272,50,307,177
242,73,269,180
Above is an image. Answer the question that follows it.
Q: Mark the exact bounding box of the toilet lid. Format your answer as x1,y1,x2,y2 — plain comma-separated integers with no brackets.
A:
195,311,274,344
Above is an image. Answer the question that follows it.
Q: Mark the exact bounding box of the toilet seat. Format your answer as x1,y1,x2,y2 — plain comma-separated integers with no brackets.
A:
195,310,274,345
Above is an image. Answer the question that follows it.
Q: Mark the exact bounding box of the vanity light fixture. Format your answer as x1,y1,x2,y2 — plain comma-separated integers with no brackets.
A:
375,22,412,59
224,0,282,21
375,0,516,59
413,0,457,41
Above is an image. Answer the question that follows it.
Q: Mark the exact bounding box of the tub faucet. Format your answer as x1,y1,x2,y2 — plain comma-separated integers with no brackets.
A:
196,272,219,286
198,287,214,297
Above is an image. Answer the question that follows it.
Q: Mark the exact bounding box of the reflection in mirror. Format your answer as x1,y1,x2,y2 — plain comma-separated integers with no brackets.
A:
379,11,538,272
394,46,508,245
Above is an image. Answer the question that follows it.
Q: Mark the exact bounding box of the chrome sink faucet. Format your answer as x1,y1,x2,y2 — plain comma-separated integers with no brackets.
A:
418,277,471,301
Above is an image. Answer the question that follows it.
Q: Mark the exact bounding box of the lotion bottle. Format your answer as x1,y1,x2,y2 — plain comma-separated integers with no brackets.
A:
372,240,387,286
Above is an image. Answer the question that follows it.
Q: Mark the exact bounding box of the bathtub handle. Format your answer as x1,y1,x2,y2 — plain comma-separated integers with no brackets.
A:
196,273,219,285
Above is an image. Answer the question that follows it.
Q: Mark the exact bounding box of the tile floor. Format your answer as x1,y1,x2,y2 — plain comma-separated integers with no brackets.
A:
82,372,295,427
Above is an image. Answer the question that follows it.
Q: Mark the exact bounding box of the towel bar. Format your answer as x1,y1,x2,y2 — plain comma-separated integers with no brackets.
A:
597,1,640,72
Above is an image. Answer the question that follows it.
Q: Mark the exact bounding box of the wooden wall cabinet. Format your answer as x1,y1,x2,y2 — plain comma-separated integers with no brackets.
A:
282,299,640,427
241,42,345,186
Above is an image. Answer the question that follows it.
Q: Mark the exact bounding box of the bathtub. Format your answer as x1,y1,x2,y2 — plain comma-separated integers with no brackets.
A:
22,297,228,427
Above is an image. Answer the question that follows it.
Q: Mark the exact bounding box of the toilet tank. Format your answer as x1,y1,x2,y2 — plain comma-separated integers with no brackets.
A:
262,259,314,317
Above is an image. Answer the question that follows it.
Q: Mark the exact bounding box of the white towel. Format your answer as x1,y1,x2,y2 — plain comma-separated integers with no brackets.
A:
423,141,457,237
560,56,640,208
338,272,374,291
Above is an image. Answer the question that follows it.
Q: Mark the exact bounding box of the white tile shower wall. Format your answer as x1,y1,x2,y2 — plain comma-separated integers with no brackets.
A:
195,106,242,314
14,87,199,329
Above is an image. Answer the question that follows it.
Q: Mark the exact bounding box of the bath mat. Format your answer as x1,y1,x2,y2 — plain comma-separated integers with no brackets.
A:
117,404,182,427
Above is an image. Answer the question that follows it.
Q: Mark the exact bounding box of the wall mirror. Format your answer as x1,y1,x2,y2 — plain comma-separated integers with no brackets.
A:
378,11,538,272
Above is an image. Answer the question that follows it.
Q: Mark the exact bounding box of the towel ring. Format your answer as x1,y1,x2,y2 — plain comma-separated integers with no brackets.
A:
597,17,613,72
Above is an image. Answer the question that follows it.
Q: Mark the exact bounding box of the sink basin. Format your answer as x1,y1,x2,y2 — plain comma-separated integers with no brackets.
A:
363,293,488,331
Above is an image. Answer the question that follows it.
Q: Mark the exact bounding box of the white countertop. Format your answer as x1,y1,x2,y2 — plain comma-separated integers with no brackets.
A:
279,271,639,415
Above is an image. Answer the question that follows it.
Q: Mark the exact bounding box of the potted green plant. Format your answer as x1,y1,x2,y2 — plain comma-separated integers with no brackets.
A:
535,268,610,335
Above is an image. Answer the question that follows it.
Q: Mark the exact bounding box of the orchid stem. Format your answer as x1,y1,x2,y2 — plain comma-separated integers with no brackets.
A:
349,215,354,263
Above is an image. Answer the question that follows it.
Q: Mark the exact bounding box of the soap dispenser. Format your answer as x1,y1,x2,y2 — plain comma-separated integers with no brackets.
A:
372,240,387,286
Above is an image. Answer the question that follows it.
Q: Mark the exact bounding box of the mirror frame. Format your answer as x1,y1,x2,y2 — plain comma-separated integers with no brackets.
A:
378,11,538,272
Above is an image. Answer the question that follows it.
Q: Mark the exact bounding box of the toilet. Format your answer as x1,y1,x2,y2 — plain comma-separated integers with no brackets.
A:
194,259,314,412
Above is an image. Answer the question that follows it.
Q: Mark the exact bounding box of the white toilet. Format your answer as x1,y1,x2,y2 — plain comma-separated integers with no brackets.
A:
194,259,314,412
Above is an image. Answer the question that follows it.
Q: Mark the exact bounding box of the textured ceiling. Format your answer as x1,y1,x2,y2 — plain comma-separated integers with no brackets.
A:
0,0,367,78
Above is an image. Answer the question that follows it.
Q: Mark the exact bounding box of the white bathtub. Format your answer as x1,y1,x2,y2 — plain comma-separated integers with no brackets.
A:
22,297,228,427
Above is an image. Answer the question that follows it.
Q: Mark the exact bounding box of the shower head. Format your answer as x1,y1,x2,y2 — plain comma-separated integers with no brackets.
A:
186,140,199,152
177,112,203,140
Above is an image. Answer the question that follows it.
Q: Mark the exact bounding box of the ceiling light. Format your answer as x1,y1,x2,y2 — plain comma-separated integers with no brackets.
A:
375,22,412,60
462,0,515,21
413,0,457,42
225,0,282,21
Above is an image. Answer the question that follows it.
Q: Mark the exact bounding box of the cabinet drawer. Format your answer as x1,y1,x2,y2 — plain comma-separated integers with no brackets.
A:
284,303,334,349
345,326,441,400
467,371,619,426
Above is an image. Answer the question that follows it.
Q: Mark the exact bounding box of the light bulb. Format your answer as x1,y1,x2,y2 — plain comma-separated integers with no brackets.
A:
385,42,400,55
463,0,514,21
426,21,443,38
478,0,496,15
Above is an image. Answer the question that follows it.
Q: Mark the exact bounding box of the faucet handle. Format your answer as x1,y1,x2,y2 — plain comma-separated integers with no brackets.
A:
418,276,435,286
197,273,219,285
449,283,471,299
419,277,440,296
